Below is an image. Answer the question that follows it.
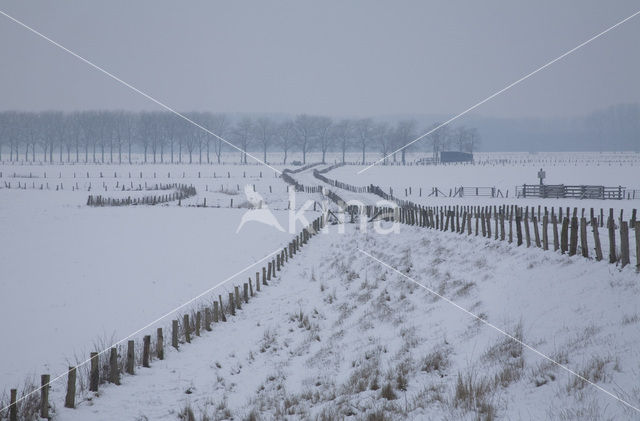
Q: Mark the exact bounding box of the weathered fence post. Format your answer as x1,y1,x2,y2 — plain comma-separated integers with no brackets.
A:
542,214,549,250
126,340,135,375
608,210,617,264
143,335,151,367
204,308,212,331
569,216,578,256
195,312,201,337
635,222,640,272
172,320,179,349
592,218,603,261
552,214,559,251
620,221,630,268
560,217,569,254
256,271,261,291
229,292,236,316
580,218,589,258
157,328,164,360
213,301,220,323
90,352,99,392
9,389,17,421
244,283,249,303
65,367,76,409
524,210,531,247
183,314,191,343
219,295,227,322
109,347,120,385
235,286,242,310
515,210,523,246
41,374,50,417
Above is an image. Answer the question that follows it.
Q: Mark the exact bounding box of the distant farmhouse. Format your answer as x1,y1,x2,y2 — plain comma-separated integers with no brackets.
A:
440,151,473,163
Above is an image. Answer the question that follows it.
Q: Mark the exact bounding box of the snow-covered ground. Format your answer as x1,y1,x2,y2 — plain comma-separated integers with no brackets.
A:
1,156,639,420
49,222,640,420
0,164,321,397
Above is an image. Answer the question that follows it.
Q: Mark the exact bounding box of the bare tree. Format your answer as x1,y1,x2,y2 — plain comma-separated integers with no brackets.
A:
372,122,390,163
393,120,416,165
355,118,373,164
294,114,317,164
277,119,295,165
465,127,480,153
426,123,450,163
234,117,253,164
332,119,353,164
212,113,229,164
316,116,333,163
254,117,275,164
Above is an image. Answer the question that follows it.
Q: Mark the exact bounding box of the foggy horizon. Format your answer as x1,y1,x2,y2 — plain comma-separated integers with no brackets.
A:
1,1,639,119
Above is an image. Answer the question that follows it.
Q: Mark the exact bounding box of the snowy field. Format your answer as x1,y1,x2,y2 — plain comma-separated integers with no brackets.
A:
52,224,640,420
0,164,321,397
0,154,639,420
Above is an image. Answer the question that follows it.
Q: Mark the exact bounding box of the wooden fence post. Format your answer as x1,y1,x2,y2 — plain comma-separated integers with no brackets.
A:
635,222,640,272
620,221,630,268
157,328,164,360
183,314,191,343
204,308,212,331
126,340,135,375
542,214,549,250
560,217,569,254
65,367,76,409
213,301,219,323
552,215,559,251
90,352,99,392
256,271,261,291
592,218,603,261
249,278,254,297
219,295,227,322
172,319,179,349
515,210,523,246
143,335,151,367
195,312,201,337
569,216,578,256
41,374,50,417
9,389,17,421
109,347,120,385
235,286,242,310
229,292,236,316
580,218,589,258
524,210,531,247
608,212,617,264
244,283,249,303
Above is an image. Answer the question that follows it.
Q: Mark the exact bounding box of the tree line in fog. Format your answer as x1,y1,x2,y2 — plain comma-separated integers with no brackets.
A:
0,111,479,164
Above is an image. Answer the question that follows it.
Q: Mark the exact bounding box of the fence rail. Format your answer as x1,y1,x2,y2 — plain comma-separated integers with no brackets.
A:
516,184,627,200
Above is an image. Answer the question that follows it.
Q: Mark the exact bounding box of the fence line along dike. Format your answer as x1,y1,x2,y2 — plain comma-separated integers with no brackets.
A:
0,214,327,420
306,167,640,272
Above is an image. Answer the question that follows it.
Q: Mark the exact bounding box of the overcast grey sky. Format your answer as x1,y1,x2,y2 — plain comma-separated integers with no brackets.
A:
0,1,639,118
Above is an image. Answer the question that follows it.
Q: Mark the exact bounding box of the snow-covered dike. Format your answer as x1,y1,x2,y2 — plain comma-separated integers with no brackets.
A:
53,222,640,420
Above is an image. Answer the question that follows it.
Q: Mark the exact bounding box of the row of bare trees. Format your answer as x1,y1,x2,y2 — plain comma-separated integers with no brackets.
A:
0,111,480,165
